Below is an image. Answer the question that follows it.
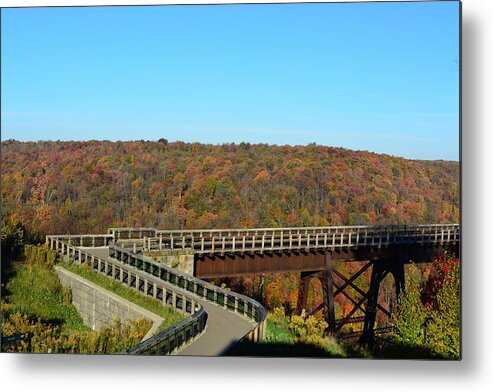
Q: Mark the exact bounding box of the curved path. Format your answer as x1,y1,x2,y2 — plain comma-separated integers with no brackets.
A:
81,247,254,356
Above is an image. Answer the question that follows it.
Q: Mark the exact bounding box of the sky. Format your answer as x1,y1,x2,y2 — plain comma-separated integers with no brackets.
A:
1,1,460,160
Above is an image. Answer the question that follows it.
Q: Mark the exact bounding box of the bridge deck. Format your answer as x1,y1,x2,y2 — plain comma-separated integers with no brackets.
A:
81,247,254,356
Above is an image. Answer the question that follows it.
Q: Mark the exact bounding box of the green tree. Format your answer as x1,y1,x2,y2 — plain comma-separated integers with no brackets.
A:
392,256,460,359
424,263,460,359
393,265,427,347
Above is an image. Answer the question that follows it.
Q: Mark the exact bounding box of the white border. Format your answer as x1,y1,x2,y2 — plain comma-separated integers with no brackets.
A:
2,0,492,391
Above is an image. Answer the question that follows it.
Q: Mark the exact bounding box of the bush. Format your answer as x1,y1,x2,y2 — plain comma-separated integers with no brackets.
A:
24,245,59,267
393,264,427,347
392,255,460,359
270,306,286,324
424,263,460,359
289,315,327,339
289,315,307,338
1,222,25,277
1,304,151,354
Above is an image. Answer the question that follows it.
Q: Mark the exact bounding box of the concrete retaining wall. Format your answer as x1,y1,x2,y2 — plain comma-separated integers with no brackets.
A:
55,266,163,341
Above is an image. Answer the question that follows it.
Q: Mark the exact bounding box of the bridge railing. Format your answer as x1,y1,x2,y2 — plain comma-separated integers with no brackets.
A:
46,234,114,248
155,223,459,239
108,245,267,342
47,236,207,355
108,227,157,240
144,224,460,254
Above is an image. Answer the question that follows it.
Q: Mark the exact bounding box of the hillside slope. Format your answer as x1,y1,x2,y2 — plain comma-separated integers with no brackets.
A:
1,140,459,240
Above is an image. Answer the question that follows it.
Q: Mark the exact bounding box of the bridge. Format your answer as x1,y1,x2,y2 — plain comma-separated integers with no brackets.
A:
47,223,459,352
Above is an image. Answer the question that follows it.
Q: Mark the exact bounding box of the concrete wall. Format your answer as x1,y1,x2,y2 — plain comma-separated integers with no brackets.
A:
55,266,163,341
143,249,195,275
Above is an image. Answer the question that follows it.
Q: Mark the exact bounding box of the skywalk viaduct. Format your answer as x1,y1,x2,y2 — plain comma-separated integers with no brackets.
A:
108,224,460,343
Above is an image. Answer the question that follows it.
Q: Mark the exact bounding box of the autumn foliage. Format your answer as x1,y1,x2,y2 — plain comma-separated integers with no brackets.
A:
1,140,458,242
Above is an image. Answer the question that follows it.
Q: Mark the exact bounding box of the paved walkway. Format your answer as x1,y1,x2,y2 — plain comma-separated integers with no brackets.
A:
80,247,254,356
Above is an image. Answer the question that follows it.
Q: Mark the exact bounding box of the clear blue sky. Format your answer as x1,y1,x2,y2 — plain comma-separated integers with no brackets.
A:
1,1,459,160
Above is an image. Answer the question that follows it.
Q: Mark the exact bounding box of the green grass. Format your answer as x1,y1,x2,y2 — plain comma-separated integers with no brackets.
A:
62,263,185,332
4,262,90,334
230,311,350,357
266,315,296,342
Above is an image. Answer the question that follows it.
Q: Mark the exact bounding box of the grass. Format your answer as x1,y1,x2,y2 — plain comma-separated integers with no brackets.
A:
4,262,90,334
266,315,295,342
1,246,165,353
62,263,186,332
229,311,350,357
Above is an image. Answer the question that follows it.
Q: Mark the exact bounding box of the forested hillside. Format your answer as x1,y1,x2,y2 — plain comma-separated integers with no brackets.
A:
1,140,459,241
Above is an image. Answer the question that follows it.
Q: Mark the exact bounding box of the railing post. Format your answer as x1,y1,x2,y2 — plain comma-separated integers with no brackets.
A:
163,287,167,304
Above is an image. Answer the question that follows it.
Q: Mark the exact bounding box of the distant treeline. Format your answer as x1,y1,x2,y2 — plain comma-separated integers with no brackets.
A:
1,140,459,241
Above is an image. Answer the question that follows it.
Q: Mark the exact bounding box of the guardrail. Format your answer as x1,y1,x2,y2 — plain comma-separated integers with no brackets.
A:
46,234,114,248
143,224,460,254
155,223,459,239
47,234,267,353
109,245,267,343
108,228,157,240
47,236,207,355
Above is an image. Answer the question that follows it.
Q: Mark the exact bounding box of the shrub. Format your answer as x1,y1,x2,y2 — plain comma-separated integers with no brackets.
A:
24,245,59,267
289,315,307,338
289,315,327,339
393,264,427,347
424,263,460,359
1,304,151,354
392,254,460,359
270,306,286,324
